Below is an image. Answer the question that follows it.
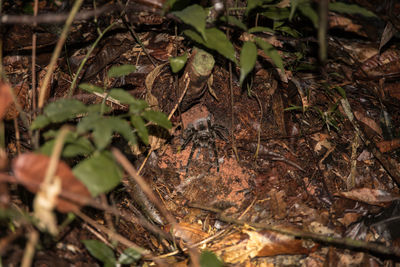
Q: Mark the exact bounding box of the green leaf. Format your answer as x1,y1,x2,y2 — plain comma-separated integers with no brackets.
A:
248,26,275,34
239,41,258,85
108,88,137,105
129,100,149,114
246,0,263,15
184,28,236,63
78,83,104,94
107,64,136,78
77,113,101,134
73,151,122,196
262,7,290,20
220,16,247,31
82,240,116,267
40,133,94,158
200,250,223,267
329,2,376,17
334,86,347,99
118,247,142,265
44,99,87,123
131,115,149,145
298,3,318,28
169,53,187,73
255,37,284,71
276,25,300,37
86,104,112,114
172,5,207,40
77,114,136,150
30,115,51,130
284,105,303,111
143,110,172,130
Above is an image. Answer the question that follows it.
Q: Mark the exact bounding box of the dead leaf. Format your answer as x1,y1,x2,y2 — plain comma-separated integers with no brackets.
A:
166,222,209,244
335,188,400,206
356,49,400,79
212,229,317,264
12,153,91,213
4,81,29,120
0,81,14,120
376,138,400,153
380,22,398,51
329,14,367,37
354,111,382,136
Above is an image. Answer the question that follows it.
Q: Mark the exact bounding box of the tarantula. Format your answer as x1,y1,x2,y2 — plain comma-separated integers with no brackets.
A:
181,115,228,173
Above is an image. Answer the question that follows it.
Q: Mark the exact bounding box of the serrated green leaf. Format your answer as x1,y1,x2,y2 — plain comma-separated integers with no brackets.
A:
240,41,258,85
143,110,172,130
248,26,275,34
77,114,135,150
76,113,101,134
184,28,236,63
298,3,318,28
200,250,223,267
255,37,284,71
109,117,137,145
172,5,207,40
40,131,94,157
108,88,137,104
131,115,148,145
107,64,136,78
73,151,122,196
86,104,112,114
220,16,247,31
44,99,87,123
169,53,187,73
118,247,142,265
30,115,51,130
78,83,104,94
129,100,149,114
82,240,116,267
329,2,376,17
95,118,136,150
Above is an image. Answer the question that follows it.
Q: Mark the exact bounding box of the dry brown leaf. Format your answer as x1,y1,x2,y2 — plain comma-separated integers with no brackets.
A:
329,14,367,37
376,138,400,153
0,81,13,120
335,188,400,207
356,49,400,79
384,82,400,101
4,81,29,120
12,153,91,213
353,111,382,136
166,222,209,244
212,229,317,264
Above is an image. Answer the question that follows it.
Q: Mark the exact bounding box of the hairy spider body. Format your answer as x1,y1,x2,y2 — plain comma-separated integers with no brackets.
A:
181,116,228,173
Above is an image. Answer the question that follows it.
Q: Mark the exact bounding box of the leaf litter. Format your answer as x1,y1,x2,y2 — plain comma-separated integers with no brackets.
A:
2,1,400,266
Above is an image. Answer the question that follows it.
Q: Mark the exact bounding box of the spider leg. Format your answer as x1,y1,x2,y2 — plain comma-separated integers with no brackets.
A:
181,129,195,150
213,125,229,141
211,139,220,172
186,142,198,173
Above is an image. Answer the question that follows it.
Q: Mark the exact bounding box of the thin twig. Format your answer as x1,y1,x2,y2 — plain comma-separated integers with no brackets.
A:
137,73,189,175
0,3,115,24
21,229,39,267
68,22,117,97
38,0,84,108
189,202,400,258
31,0,39,149
119,0,157,67
112,148,177,226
